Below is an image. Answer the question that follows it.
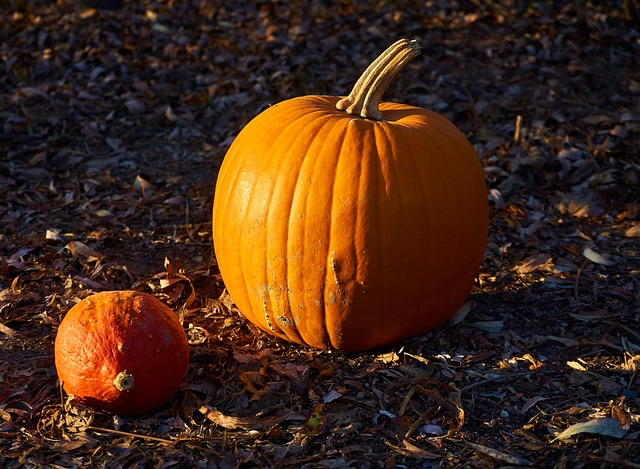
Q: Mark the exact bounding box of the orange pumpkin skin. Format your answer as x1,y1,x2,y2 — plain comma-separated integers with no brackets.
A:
54,291,189,416
212,42,488,352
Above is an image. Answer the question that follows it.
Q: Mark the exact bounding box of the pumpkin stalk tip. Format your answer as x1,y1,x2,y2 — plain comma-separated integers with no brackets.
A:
336,38,421,121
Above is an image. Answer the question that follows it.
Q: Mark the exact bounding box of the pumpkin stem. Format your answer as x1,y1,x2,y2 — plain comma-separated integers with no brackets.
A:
113,371,135,392
336,39,421,121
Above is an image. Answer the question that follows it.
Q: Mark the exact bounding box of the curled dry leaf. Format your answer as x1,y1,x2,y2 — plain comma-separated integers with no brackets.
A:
199,406,304,431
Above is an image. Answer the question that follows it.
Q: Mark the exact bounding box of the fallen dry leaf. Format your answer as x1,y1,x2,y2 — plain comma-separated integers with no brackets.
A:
199,406,304,431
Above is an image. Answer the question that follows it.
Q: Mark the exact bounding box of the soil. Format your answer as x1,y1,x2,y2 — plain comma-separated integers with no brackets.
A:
1,1,639,467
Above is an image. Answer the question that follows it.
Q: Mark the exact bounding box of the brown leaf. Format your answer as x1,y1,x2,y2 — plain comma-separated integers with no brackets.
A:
72,276,104,289
512,253,553,274
125,98,146,114
415,386,465,435
466,442,533,465
199,406,304,430
583,248,615,266
609,124,629,139
20,86,50,100
625,224,640,238
65,241,105,260
0,322,19,337
384,439,441,459
629,80,640,93
582,114,614,125
521,396,547,414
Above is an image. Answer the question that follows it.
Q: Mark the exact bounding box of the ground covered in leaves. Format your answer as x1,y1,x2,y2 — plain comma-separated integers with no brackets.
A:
1,0,640,467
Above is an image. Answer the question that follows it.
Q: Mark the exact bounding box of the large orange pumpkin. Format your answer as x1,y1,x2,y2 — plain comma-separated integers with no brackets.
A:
54,291,189,416
212,39,488,352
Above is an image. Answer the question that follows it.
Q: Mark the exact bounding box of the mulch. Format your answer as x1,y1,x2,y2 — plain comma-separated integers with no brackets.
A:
1,1,639,467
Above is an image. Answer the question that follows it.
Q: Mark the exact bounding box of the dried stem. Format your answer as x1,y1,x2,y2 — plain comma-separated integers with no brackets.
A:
336,39,421,121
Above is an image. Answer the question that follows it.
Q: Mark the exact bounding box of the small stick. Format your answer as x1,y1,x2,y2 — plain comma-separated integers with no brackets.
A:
459,371,546,394
574,259,589,304
513,115,522,144
87,425,175,444
86,425,223,444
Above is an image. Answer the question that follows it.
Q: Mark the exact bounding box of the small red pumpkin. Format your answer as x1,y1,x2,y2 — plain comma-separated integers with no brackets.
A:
54,290,189,416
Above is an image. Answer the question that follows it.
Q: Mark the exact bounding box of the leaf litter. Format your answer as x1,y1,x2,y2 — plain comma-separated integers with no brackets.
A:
1,0,640,467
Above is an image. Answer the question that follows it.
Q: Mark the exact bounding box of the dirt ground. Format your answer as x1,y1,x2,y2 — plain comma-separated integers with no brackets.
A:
1,1,639,467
